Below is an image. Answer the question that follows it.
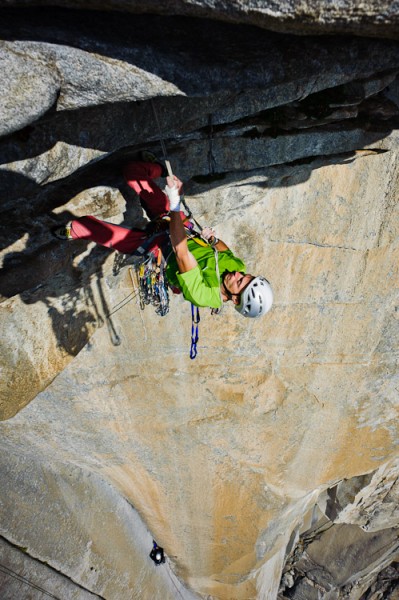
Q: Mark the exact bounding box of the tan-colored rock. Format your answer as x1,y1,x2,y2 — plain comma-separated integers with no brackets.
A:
1,136,398,598
1,7,399,597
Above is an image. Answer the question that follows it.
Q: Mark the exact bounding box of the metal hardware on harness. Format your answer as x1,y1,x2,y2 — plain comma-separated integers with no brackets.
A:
190,304,200,359
135,250,170,317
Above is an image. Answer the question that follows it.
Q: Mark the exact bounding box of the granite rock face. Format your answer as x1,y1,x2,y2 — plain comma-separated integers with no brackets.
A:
0,1,399,38
279,461,399,598
2,8,399,421
0,5,399,600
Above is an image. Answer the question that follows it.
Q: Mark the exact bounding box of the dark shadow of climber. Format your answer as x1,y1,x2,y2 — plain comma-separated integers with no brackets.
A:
0,153,148,359
0,174,137,355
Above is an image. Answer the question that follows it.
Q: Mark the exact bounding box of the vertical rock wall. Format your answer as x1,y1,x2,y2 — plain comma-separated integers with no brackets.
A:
0,5,399,599
1,144,399,598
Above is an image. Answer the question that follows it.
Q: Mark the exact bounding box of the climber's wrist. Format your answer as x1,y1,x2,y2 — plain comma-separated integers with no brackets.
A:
164,184,181,212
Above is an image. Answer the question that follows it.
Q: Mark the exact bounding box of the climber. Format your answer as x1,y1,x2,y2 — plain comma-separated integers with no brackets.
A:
53,160,273,318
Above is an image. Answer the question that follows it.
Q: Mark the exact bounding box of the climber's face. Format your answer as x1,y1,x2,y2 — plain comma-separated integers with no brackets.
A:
222,271,254,304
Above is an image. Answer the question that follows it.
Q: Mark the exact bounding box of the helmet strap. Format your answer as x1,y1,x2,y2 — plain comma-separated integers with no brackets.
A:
220,281,240,304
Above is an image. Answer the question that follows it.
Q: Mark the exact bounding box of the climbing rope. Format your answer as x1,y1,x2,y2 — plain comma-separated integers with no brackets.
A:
106,290,139,318
151,99,173,179
0,561,106,599
190,304,200,359
150,99,225,359
0,563,62,599
181,195,203,232
212,246,224,316
151,98,203,231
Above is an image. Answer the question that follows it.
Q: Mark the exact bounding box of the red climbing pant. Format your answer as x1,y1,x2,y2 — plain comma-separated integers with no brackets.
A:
70,216,154,254
123,161,168,220
69,161,185,254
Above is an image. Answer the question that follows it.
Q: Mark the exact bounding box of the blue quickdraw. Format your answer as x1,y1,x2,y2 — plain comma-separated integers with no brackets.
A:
190,303,200,359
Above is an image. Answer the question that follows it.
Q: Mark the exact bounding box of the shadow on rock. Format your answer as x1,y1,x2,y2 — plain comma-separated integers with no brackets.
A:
0,156,145,359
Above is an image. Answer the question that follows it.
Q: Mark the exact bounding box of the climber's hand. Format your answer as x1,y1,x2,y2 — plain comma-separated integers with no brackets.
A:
166,175,183,195
165,176,183,212
200,227,216,242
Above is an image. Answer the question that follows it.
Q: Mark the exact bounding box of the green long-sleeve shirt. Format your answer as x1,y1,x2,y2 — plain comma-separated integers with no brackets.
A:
165,239,246,308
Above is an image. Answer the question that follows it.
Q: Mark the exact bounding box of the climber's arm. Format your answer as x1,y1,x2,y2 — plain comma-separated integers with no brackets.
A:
169,211,198,273
213,239,229,251
200,227,229,252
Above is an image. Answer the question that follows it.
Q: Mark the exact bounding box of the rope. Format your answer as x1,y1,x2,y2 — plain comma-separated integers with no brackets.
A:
212,246,224,315
0,563,61,599
150,98,203,231
150,99,173,178
181,195,203,232
105,290,139,318
128,265,149,340
150,98,223,364
190,304,200,359
165,563,187,600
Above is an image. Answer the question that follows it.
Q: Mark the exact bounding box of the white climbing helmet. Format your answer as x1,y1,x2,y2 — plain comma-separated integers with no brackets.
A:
235,276,273,318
